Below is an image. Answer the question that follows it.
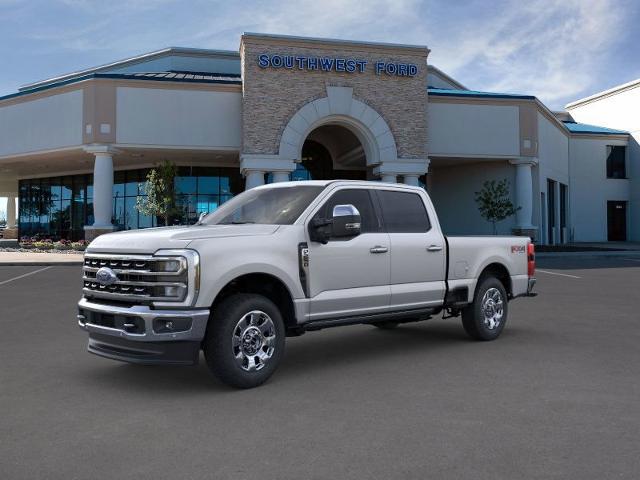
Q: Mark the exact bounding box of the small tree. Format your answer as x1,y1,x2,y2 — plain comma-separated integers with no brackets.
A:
136,160,178,226
474,179,519,235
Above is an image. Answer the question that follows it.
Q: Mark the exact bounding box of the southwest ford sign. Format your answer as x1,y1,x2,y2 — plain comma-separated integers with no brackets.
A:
257,54,418,77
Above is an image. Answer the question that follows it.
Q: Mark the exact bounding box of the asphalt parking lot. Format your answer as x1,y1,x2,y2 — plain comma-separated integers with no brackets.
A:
1,257,639,479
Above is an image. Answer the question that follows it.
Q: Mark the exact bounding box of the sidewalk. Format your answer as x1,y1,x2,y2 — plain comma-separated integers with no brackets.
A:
0,251,84,266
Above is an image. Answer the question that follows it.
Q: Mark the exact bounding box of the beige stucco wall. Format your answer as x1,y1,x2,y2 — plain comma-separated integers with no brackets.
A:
240,35,429,160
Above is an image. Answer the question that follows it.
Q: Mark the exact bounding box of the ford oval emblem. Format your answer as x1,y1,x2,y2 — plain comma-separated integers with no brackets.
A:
95,267,118,286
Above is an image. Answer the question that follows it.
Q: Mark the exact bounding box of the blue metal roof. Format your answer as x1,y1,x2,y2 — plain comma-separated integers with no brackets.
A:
427,87,536,100
0,71,242,102
562,121,628,135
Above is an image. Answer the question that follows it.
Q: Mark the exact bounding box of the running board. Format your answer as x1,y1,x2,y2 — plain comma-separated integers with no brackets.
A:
301,308,438,332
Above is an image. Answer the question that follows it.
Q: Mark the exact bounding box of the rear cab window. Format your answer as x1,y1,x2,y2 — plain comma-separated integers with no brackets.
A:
375,190,431,233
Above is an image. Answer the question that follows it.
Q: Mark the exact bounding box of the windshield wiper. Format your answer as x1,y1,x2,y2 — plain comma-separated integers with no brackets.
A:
219,220,255,225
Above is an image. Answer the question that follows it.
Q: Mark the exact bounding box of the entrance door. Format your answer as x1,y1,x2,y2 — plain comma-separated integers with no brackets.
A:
607,201,627,241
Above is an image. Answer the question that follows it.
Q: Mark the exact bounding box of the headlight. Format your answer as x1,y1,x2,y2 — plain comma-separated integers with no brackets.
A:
152,249,200,308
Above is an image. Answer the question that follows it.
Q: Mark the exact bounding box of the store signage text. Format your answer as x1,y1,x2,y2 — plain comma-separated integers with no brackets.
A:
257,54,418,77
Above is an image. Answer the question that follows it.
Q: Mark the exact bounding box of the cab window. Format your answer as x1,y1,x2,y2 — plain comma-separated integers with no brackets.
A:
313,189,381,233
376,190,431,233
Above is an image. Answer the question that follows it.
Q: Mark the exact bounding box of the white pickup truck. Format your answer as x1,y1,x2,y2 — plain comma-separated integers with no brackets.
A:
78,180,536,388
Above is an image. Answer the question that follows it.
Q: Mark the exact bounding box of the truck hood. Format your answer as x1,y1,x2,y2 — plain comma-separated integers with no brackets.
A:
86,224,280,254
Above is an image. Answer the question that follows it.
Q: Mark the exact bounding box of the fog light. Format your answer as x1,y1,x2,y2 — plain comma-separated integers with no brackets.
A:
153,317,192,334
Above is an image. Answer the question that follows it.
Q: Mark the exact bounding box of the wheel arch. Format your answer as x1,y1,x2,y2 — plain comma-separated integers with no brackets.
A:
210,273,298,332
477,262,512,297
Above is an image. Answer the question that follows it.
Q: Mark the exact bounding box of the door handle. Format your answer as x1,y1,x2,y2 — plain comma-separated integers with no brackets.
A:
427,245,443,252
370,246,389,254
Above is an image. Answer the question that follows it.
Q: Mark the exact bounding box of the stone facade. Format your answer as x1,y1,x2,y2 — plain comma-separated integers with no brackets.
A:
240,34,429,162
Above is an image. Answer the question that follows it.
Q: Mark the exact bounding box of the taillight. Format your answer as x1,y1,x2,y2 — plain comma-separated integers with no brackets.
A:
527,243,535,277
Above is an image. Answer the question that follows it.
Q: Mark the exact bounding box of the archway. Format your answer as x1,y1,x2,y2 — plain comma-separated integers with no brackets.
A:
277,87,399,177
300,124,368,180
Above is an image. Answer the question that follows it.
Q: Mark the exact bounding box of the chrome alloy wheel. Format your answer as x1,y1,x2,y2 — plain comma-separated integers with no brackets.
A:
481,287,504,330
232,310,277,372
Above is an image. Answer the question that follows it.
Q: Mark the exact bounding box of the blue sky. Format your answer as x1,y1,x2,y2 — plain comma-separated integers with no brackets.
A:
1,0,639,217
1,0,639,108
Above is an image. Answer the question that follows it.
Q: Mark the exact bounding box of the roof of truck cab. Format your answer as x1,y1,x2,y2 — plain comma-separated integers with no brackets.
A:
256,180,424,191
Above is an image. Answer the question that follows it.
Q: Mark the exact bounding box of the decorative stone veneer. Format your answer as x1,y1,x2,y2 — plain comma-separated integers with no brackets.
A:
240,34,429,162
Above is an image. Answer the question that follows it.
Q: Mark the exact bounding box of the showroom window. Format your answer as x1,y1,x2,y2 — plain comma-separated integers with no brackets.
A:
18,166,243,240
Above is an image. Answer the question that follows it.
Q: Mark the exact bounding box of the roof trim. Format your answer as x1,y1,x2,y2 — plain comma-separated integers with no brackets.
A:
241,32,430,55
565,77,640,109
428,88,535,100
562,121,629,135
1,72,242,103
19,47,240,92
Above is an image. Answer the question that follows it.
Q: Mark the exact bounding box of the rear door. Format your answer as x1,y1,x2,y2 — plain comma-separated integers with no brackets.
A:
305,187,391,320
375,189,446,309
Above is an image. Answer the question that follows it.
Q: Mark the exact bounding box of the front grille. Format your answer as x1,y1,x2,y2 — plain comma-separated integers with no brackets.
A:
83,253,188,304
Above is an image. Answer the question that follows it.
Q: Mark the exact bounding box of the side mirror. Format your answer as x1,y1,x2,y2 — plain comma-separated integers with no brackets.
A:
331,204,361,238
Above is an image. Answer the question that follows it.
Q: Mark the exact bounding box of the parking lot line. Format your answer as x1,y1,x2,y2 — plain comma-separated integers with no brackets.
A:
536,269,581,279
0,266,52,286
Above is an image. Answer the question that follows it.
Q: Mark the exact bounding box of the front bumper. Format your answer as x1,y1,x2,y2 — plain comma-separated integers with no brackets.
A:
78,298,210,365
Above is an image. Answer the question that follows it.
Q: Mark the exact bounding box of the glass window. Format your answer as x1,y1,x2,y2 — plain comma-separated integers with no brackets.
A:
113,171,126,199
125,170,140,196
203,185,324,226
198,175,219,195
377,190,431,233
61,177,73,200
314,189,380,233
606,146,626,179
176,175,197,195
125,197,138,230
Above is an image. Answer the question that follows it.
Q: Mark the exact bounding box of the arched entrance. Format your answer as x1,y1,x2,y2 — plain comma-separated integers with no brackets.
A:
300,124,368,181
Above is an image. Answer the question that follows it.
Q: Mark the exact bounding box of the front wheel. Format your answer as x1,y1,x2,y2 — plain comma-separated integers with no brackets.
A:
204,294,285,389
461,276,508,341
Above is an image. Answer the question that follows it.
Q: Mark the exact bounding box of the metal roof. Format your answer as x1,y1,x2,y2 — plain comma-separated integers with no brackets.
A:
562,121,628,135
19,47,240,92
428,87,535,100
0,71,242,103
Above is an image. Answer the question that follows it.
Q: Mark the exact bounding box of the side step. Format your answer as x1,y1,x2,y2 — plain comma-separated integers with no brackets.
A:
301,308,438,332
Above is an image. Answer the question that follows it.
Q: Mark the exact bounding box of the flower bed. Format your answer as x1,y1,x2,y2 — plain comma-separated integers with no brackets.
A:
0,237,88,254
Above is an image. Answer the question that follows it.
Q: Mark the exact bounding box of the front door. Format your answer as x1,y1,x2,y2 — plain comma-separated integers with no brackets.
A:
375,188,447,309
607,201,627,241
306,188,391,320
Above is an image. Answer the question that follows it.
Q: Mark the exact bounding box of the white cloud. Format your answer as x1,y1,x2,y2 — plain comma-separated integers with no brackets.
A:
425,0,631,108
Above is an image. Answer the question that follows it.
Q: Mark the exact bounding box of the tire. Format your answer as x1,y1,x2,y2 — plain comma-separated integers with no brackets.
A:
372,320,399,330
204,293,285,389
461,276,508,341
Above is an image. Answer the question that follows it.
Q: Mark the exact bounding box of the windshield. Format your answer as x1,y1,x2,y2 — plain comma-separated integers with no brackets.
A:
201,185,325,225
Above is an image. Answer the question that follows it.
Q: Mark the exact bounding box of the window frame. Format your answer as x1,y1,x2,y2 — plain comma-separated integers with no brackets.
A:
374,188,432,234
307,187,384,240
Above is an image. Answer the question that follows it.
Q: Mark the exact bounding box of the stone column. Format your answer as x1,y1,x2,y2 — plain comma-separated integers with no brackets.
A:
403,174,420,187
381,174,397,183
241,154,295,191
244,170,265,190
6,196,16,229
271,171,290,183
509,157,538,239
2,195,18,240
84,145,117,241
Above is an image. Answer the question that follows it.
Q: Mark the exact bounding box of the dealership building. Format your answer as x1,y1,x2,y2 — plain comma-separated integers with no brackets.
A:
0,33,637,243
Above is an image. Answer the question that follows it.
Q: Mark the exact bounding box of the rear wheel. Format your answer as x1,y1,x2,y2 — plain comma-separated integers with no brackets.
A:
461,276,508,341
204,293,285,389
